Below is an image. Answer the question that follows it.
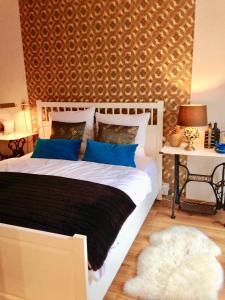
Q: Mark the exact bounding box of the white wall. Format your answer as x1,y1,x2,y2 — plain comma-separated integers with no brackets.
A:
0,0,28,103
187,0,225,201
0,0,31,132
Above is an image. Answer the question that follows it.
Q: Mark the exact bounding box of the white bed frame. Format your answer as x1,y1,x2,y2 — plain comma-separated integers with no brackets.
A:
0,101,164,300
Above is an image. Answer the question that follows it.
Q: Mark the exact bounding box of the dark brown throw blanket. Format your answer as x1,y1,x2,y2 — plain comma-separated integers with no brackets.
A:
0,172,135,270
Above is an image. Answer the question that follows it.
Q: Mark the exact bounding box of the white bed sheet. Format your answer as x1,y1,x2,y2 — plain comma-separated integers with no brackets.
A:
136,154,158,187
0,154,153,206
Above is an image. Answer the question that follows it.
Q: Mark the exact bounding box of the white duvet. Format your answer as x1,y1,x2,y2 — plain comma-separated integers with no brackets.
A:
0,154,152,206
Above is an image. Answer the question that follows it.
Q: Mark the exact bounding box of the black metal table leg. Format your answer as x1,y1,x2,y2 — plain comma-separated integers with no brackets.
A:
222,164,225,210
172,154,180,219
0,138,26,160
8,138,25,157
211,163,225,210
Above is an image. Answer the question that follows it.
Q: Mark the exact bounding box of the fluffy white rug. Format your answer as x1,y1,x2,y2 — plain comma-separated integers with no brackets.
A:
124,225,224,300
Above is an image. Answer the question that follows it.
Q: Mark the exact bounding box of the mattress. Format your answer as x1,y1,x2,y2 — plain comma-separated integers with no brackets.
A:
0,153,155,206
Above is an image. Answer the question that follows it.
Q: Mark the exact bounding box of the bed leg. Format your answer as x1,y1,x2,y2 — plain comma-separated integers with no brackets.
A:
72,234,88,300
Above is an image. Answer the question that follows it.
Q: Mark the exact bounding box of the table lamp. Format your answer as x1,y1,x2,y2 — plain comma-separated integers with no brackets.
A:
177,104,207,151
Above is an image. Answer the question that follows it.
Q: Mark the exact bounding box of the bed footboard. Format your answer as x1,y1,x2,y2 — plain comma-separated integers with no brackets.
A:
0,224,88,300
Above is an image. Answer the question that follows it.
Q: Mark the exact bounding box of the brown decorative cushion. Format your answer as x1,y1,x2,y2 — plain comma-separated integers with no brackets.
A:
96,122,139,144
51,121,86,140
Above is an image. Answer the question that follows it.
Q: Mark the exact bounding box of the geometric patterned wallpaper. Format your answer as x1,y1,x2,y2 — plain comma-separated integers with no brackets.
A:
19,0,196,195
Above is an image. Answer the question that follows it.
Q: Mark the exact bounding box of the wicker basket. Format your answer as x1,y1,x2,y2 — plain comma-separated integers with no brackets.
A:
180,198,216,215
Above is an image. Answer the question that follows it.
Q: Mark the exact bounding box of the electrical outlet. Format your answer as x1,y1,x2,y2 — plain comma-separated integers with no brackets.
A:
162,182,169,196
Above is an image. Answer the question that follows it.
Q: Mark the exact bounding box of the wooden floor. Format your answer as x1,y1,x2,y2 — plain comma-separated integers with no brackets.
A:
105,200,225,300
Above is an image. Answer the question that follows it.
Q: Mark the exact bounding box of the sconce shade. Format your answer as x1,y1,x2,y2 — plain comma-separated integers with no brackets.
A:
177,104,207,127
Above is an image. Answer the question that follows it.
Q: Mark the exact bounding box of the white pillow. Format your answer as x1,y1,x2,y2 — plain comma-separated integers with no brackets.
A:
95,112,151,146
49,107,95,151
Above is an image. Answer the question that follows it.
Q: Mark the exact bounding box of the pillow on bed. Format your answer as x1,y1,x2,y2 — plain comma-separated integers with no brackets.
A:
51,121,86,140
49,107,95,151
95,112,150,146
83,139,138,167
96,122,139,144
31,138,81,161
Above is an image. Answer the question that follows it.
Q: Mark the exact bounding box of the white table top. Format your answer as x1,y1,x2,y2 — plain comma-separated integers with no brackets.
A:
0,132,36,141
160,143,225,159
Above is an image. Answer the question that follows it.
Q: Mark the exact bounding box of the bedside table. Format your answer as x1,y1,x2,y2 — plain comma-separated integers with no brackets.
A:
0,132,38,160
160,144,225,218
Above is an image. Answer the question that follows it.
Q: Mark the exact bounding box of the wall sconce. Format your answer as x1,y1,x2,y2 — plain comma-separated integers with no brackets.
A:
20,101,30,111
19,101,32,132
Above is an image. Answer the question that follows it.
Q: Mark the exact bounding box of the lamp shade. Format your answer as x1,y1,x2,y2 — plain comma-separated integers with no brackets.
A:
177,104,207,127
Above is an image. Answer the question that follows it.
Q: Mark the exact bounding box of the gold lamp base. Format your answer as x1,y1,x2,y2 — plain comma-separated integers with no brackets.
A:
184,139,195,151
183,127,199,151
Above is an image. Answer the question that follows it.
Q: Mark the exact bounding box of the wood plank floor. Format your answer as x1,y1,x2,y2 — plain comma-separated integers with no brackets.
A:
105,201,225,300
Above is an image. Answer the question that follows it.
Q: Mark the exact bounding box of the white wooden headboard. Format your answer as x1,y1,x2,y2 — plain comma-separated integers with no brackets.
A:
36,100,164,197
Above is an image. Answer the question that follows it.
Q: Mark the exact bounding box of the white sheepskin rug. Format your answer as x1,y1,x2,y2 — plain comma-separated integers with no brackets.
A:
124,225,224,300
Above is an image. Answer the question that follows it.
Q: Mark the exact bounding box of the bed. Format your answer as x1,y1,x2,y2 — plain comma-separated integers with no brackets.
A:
0,101,163,300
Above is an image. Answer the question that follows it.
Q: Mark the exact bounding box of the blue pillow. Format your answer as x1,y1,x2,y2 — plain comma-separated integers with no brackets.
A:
83,139,138,167
31,138,81,161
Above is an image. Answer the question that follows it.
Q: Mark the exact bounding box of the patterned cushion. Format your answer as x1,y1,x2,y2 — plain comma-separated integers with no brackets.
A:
96,122,138,144
51,121,86,140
